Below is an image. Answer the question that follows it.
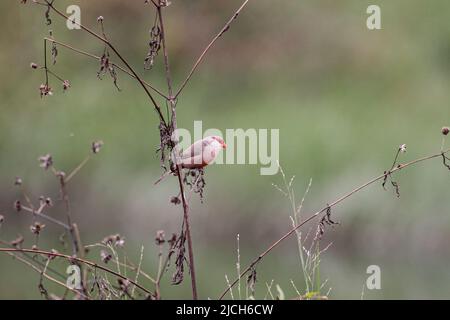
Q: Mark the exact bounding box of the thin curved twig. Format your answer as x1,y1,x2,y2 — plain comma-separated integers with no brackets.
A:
175,0,251,98
219,148,450,299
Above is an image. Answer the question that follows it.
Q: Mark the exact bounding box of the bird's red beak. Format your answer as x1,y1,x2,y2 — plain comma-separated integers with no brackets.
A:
222,143,227,149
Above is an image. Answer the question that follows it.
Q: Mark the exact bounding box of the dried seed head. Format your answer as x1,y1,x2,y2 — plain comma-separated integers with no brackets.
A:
442,127,450,136
62,80,70,91
38,154,53,170
100,250,112,264
30,222,46,235
39,84,53,97
30,62,38,69
32,245,38,250
97,16,104,22
45,197,53,207
399,144,406,153
0,215,4,225
170,196,181,205
39,196,53,207
102,234,125,247
92,140,104,154
115,234,125,248
14,177,22,186
155,230,165,245
117,278,130,292
14,200,22,212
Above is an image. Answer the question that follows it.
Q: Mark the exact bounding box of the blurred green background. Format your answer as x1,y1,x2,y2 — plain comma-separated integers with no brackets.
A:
1,0,450,299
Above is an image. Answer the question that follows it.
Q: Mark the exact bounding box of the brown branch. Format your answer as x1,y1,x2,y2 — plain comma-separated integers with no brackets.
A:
42,0,167,125
0,247,153,296
157,4,198,300
218,148,450,299
175,0,251,98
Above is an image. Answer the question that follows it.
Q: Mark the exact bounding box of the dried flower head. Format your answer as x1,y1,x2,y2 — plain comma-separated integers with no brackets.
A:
14,177,22,186
14,200,22,212
97,16,104,22
38,154,53,170
0,215,4,226
170,196,181,205
30,62,38,69
39,84,53,97
155,230,165,245
100,250,112,264
117,278,130,293
62,80,70,91
442,127,450,136
30,222,46,235
102,234,125,247
144,23,162,70
39,196,53,207
399,144,406,153
92,140,104,154
97,49,120,91
115,236,125,248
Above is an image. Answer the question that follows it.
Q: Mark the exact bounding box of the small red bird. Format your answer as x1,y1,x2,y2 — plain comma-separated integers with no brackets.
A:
155,135,227,184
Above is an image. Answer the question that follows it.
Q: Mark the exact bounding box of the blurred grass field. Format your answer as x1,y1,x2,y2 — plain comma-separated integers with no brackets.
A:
1,0,450,299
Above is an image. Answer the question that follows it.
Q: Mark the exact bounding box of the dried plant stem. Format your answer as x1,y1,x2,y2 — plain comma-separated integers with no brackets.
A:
42,0,167,124
175,0,251,98
43,39,49,85
43,37,167,99
219,148,450,299
155,243,164,299
56,170,78,256
0,239,67,280
21,205,70,230
3,249,90,299
65,155,90,183
0,247,152,295
131,246,144,297
156,5,198,300
84,243,156,283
